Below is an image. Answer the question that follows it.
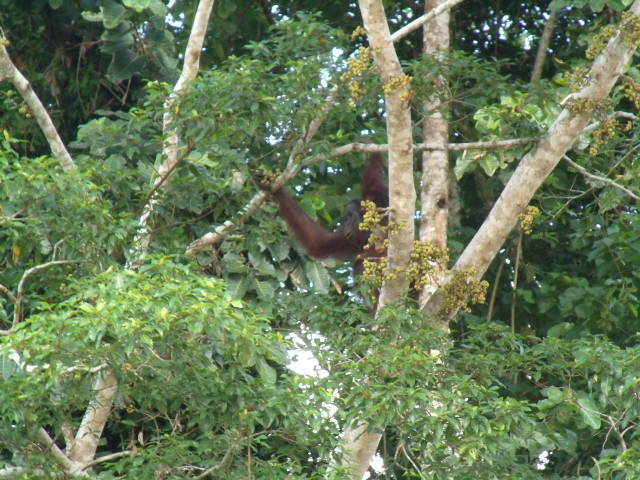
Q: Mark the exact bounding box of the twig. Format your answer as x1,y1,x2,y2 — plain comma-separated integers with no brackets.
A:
511,230,523,334
563,155,640,201
397,443,426,479
52,239,65,261
13,260,79,328
0,212,21,226
83,449,133,468
424,137,539,151
193,442,239,480
486,257,504,322
584,111,639,132
133,145,195,218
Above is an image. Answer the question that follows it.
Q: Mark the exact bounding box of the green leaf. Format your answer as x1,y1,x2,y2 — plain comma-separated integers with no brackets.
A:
479,153,500,176
101,0,128,29
227,276,251,299
543,386,564,404
454,150,476,179
148,0,168,16
257,358,277,384
248,251,277,277
577,394,601,429
547,322,573,338
303,259,330,294
123,0,151,12
0,353,19,379
223,253,246,273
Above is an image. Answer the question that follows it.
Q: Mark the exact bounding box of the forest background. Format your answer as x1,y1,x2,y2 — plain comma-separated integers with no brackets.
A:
1,0,640,479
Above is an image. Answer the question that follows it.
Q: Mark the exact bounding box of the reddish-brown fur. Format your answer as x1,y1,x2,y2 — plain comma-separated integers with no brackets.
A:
263,154,388,271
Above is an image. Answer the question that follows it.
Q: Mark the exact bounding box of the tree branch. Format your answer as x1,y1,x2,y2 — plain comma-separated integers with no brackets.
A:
83,449,133,468
68,368,118,466
186,87,339,256
389,0,465,42
13,260,78,328
563,155,640,201
0,283,16,303
0,35,76,172
419,0,451,311
530,7,558,84
35,427,75,471
128,0,216,268
423,1,640,316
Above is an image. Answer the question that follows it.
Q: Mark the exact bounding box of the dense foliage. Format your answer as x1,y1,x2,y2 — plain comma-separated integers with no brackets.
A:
1,0,640,478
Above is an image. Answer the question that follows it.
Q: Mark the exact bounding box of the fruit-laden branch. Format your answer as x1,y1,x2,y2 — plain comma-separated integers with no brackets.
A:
423,2,640,316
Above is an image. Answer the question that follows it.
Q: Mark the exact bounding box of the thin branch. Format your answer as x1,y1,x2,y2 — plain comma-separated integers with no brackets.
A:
61,363,109,376
0,212,21,226
0,283,16,302
425,137,539,151
563,155,640,201
36,428,75,471
133,145,195,218
194,441,239,480
510,230,523,334
0,35,76,172
389,0,465,42
276,86,339,189
530,8,558,83
486,257,504,322
83,449,133,468
186,87,339,256
14,260,79,328
584,111,639,132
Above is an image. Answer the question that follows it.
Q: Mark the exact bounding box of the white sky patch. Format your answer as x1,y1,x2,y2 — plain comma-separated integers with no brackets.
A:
287,333,328,378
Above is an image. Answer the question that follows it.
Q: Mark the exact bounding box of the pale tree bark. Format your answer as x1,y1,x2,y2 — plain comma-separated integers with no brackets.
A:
390,0,464,42
419,0,451,310
530,7,558,84
0,36,76,172
335,1,416,477
423,1,640,316
67,369,118,468
129,0,216,267
361,1,416,308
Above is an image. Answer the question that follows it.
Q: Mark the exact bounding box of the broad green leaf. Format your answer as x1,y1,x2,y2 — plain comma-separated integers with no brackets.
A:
257,358,277,384
577,394,601,429
303,259,330,294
